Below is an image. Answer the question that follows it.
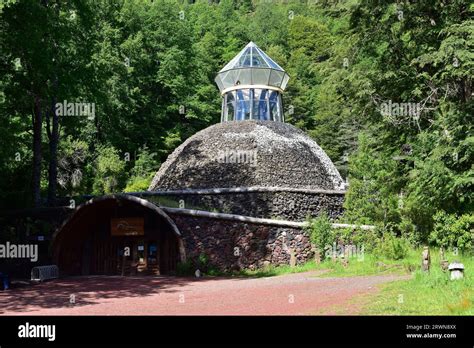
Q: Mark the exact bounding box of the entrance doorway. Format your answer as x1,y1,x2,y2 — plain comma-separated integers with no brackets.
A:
115,239,159,276
53,195,183,276
91,237,177,276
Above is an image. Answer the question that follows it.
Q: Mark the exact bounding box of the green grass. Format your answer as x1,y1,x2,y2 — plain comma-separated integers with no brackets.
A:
362,251,474,315
237,260,324,277
315,252,416,278
238,249,419,278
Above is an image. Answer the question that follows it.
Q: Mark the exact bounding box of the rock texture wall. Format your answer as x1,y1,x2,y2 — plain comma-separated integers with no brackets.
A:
169,213,314,272
146,190,344,221
149,121,346,191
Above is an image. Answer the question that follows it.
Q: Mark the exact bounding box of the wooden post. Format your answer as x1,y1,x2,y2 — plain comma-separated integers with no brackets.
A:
439,247,448,271
422,246,430,272
311,244,321,264
289,248,296,268
314,248,321,265
342,246,350,268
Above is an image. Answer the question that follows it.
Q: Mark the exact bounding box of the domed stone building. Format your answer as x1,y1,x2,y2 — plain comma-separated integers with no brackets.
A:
148,121,345,222
53,42,347,275
149,121,345,192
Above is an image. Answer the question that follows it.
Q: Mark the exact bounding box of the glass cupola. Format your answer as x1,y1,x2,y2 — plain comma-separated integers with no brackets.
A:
215,42,290,122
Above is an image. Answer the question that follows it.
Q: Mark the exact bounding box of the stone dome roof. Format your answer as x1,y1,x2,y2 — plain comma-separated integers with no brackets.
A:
149,121,345,191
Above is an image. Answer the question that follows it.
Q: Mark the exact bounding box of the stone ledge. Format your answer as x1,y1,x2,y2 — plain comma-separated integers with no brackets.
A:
129,186,347,196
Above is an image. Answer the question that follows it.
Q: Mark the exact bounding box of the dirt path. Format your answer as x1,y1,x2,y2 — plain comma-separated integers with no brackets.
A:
0,271,409,315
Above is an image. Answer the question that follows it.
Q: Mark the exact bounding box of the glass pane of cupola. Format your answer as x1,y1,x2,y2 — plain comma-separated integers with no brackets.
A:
281,74,290,90
254,46,284,70
251,68,271,86
236,47,252,68
269,70,285,88
235,68,252,85
250,47,268,67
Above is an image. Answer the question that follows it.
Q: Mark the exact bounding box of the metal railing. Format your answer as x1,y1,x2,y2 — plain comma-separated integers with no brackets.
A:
31,265,59,282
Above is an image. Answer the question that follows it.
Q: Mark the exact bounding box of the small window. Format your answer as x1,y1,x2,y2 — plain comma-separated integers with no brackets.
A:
226,102,235,121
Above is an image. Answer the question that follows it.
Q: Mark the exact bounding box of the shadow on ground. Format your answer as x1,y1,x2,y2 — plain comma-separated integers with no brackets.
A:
0,275,240,314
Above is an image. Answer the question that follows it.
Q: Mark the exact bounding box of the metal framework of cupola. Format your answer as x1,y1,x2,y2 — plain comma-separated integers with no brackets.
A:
215,42,290,122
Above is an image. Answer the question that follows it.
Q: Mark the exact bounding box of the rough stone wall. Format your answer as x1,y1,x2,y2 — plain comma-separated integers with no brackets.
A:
146,191,344,221
169,214,314,272
149,121,346,191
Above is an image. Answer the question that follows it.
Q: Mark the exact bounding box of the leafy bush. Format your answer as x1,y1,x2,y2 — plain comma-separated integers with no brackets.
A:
176,259,193,276
196,253,221,276
397,217,419,246
124,146,159,192
307,212,383,259
307,212,334,258
376,232,411,260
129,145,159,178
429,211,473,253
124,174,154,192
198,252,208,267
325,226,378,253
92,145,126,194
175,253,219,276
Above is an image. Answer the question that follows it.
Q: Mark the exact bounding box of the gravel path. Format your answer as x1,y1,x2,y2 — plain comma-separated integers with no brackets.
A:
0,271,408,315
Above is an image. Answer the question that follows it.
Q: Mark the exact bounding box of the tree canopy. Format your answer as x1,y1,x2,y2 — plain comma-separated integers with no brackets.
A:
0,0,472,244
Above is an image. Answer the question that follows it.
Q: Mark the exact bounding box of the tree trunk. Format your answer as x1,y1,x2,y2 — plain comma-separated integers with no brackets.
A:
32,95,43,207
46,0,60,207
47,96,59,206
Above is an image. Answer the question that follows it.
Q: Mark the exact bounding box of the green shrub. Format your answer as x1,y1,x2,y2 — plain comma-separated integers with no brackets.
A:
197,253,209,270
307,213,383,259
307,212,334,258
129,145,159,178
376,232,411,260
124,146,159,192
332,225,381,253
176,259,194,276
206,267,221,276
429,211,474,253
176,254,219,276
398,217,419,245
92,145,126,194
124,174,154,192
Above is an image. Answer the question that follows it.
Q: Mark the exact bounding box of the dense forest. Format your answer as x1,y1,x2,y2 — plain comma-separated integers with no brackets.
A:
0,0,472,247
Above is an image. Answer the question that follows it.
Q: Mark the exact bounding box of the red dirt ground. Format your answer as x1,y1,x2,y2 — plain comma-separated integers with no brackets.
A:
0,271,408,315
